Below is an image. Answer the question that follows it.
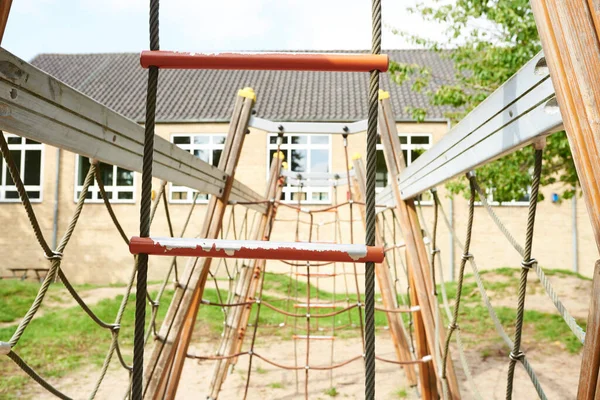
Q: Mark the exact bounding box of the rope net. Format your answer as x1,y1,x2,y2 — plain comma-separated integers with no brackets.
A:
0,128,426,399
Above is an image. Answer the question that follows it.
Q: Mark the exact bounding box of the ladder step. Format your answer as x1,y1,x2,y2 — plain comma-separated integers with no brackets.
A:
292,335,336,341
129,237,384,264
140,51,389,73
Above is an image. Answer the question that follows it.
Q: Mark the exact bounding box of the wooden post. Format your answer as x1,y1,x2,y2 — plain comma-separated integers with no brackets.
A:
207,153,284,399
0,0,12,44
528,2,600,397
144,88,256,399
378,91,459,399
352,157,419,387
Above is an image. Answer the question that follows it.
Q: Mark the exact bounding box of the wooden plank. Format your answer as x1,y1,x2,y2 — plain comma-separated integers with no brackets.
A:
0,48,267,213
579,261,600,399
0,1,12,44
352,157,418,386
529,1,600,396
398,52,563,200
379,93,458,398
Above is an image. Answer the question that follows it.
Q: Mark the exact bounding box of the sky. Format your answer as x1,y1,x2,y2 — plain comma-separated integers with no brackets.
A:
3,0,449,61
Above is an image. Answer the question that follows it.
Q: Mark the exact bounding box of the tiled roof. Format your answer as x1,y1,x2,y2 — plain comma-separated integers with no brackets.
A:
30,50,455,123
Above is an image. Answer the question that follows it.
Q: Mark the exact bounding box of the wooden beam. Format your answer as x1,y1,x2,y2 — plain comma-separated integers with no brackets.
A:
0,48,266,213
378,92,459,399
528,1,600,397
352,157,418,387
0,0,12,44
143,90,256,399
208,156,284,399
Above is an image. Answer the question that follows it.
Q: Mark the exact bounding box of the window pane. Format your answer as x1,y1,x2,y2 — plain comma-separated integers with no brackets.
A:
7,137,21,144
172,191,187,200
100,191,113,200
25,139,40,145
402,150,408,164
376,150,388,188
118,192,133,200
399,136,408,144
310,150,329,173
198,193,209,201
26,191,40,199
410,135,430,145
291,150,307,172
411,149,425,163
212,150,222,167
269,136,278,145
6,191,18,199
24,150,41,185
116,167,134,186
6,150,21,185
194,149,209,162
291,191,307,201
77,191,93,199
173,136,191,144
193,136,209,144
311,136,328,145
291,136,307,145
213,135,226,145
312,192,329,201
99,162,113,185
78,157,91,185
376,135,382,145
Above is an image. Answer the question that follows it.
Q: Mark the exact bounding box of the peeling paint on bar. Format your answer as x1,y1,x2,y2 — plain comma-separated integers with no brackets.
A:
130,237,384,263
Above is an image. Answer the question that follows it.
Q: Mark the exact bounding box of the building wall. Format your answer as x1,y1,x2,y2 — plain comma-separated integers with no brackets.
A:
0,120,596,287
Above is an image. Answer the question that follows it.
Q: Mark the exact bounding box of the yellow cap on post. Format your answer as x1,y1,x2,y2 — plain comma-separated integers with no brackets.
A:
352,152,362,160
273,151,285,160
282,161,288,169
378,89,390,100
238,87,256,101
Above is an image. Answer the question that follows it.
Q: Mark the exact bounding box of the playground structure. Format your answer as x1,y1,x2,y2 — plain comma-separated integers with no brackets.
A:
1,1,600,400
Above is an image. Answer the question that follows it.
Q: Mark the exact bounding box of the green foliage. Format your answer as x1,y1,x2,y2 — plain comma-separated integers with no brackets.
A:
268,381,284,389
324,387,339,397
392,0,578,200
395,388,408,398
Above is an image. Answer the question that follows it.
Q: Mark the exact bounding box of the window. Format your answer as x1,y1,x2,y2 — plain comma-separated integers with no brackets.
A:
481,186,531,206
267,134,331,204
74,156,135,202
0,135,43,202
376,133,432,192
170,134,226,203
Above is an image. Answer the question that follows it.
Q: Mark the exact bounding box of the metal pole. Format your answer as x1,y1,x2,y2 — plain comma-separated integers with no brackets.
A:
51,148,60,250
449,197,455,281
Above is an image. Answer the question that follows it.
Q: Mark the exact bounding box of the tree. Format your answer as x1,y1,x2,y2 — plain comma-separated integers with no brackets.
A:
390,0,577,201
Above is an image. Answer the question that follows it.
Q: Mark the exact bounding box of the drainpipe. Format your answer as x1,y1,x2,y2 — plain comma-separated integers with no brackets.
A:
52,148,61,249
449,197,455,281
572,187,578,273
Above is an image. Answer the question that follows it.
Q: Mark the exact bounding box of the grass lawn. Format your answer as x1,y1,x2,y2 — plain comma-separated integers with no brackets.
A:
0,268,587,397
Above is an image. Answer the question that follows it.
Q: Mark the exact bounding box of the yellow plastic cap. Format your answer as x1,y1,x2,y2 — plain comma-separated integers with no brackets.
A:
352,152,362,160
282,161,288,169
378,89,390,100
273,151,285,160
238,87,256,101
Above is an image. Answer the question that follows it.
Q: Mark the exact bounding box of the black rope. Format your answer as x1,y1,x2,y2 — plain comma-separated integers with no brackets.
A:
132,0,159,397
506,147,544,399
365,0,382,398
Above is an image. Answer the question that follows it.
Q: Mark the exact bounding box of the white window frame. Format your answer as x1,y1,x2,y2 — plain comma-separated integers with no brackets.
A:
376,133,432,194
0,134,44,203
74,155,136,203
267,133,332,205
478,186,531,207
169,133,227,204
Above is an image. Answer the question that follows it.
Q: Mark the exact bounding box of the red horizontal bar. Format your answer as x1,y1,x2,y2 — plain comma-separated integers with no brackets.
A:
140,51,389,72
129,237,384,263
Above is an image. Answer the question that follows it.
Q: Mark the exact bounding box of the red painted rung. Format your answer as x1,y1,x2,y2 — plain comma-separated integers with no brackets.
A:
140,51,389,72
129,237,384,264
